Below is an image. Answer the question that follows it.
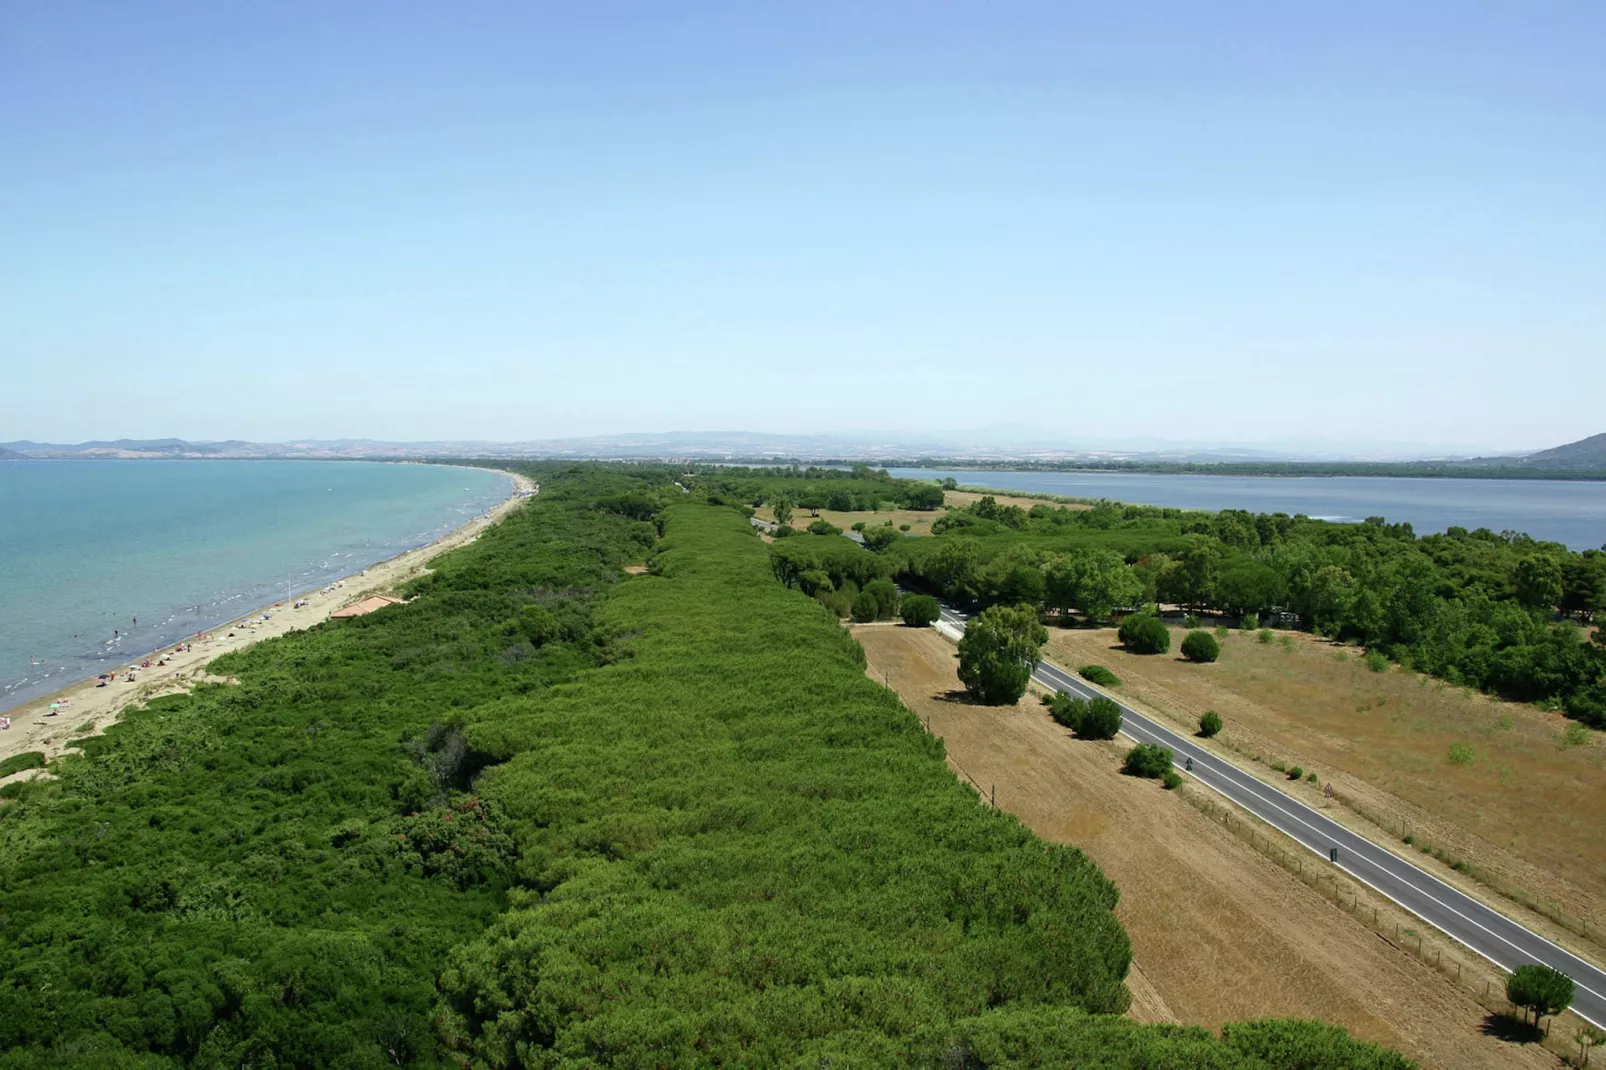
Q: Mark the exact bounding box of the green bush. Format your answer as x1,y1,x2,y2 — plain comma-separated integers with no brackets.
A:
806,519,841,536
1448,741,1475,765
863,577,900,618
851,589,880,622
1046,691,1089,731
1162,770,1183,790
0,750,46,778
1258,628,1275,644
1199,711,1223,738
1240,613,1259,631
1079,664,1121,688
1365,649,1389,673
900,593,941,627
1080,697,1124,740
1181,630,1220,663
1117,613,1170,655
1182,614,1202,629
1122,742,1174,780
1286,766,1304,780
1306,771,1319,783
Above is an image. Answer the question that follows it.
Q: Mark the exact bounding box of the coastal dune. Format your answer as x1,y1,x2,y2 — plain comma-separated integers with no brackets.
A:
0,469,534,779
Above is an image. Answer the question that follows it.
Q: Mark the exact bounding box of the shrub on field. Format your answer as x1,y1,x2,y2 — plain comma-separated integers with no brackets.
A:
1365,649,1389,673
863,578,901,619
1117,613,1170,655
1198,711,1223,738
900,594,940,628
1080,697,1123,740
851,590,879,623
806,519,841,536
1122,742,1174,780
1286,766,1304,780
1078,664,1120,688
1181,631,1220,663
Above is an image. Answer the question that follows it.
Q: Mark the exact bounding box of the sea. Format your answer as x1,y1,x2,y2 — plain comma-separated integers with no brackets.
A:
0,460,512,713
887,469,1606,552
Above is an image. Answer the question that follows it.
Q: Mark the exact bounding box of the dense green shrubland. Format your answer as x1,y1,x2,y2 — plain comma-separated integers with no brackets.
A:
0,467,657,1067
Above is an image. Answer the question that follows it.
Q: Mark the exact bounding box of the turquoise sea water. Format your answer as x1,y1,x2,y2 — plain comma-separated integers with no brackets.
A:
888,469,1606,551
0,460,511,713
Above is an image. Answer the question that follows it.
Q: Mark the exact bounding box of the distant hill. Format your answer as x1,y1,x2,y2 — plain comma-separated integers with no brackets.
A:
0,447,22,460
1514,432,1606,471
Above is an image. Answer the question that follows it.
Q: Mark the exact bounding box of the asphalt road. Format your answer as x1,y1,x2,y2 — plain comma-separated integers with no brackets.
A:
933,605,1606,1028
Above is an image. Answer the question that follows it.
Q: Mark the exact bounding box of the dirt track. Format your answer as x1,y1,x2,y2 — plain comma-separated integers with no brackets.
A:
854,624,1555,1070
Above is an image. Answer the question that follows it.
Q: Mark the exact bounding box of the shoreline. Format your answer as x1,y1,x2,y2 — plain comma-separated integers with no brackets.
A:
0,466,535,776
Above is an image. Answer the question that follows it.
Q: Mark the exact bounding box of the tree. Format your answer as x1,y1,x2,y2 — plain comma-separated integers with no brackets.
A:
798,491,826,517
1506,964,1575,1028
986,546,1045,604
806,519,840,536
1576,1024,1606,1067
851,590,879,623
923,537,984,602
1117,613,1171,655
900,594,940,627
773,497,794,528
905,484,945,510
958,603,1048,705
1181,630,1220,663
1515,555,1564,610
861,525,901,552
1199,710,1223,737
1178,537,1222,609
1044,556,1080,625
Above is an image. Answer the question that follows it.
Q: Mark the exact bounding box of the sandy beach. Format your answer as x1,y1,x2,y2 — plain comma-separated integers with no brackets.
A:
0,467,535,780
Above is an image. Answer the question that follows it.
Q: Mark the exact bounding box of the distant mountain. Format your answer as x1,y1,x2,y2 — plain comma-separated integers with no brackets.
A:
0,447,23,460
1512,432,1606,471
2,431,1601,474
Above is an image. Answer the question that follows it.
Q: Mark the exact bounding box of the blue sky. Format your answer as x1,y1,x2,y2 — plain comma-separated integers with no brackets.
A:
3,2,1602,453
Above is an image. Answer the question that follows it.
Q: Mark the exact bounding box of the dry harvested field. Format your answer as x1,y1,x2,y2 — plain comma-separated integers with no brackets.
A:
854,624,1556,1070
753,504,947,535
1045,625,1606,938
947,488,1091,512
754,490,1087,536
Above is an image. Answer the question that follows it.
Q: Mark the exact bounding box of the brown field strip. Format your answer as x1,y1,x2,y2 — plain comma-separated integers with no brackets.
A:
1045,625,1606,944
854,624,1557,1070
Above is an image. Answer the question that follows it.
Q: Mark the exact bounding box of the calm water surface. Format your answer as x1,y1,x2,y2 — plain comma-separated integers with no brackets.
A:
888,469,1606,551
0,460,510,712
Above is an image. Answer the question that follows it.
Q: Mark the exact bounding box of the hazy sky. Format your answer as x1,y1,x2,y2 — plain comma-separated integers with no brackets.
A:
3,2,1602,452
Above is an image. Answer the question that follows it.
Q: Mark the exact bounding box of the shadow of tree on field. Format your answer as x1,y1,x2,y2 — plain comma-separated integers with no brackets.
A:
1479,1012,1543,1044
934,689,979,706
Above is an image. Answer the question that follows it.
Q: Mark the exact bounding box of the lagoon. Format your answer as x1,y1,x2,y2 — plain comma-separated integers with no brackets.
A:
887,468,1606,551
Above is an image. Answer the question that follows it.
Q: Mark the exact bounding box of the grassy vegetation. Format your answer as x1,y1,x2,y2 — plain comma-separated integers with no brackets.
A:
0,463,1414,1066
0,751,45,779
1078,664,1121,688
